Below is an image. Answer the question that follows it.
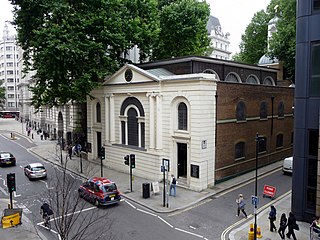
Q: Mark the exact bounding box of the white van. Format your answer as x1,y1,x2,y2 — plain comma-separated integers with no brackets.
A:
282,156,293,175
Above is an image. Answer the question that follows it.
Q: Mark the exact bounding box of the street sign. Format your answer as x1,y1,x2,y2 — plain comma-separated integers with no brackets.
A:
251,195,259,206
263,185,277,198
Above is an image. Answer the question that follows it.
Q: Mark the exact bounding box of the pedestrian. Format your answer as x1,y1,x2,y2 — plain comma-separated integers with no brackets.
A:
236,194,247,218
269,205,277,232
286,212,298,240
68,145,72,160
169,174,177,197
278,213,287,239
310,216,320,236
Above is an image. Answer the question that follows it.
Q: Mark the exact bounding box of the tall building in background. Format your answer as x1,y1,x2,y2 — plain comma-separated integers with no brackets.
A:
0,22,19,114
206,15,231,60
293,0,320,221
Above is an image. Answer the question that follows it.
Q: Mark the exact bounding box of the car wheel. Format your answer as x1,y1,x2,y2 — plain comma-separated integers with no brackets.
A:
94,199,100,208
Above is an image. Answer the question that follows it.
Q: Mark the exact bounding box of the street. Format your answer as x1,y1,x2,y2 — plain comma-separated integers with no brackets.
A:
0,128,292,240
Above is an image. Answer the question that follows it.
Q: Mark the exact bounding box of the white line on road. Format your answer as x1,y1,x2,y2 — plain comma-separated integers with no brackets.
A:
136,208,157,217
39,180,54,189
14,191,21,197
0,186,8,196
174,227,205,238
157,216,173,228
124,199,137,209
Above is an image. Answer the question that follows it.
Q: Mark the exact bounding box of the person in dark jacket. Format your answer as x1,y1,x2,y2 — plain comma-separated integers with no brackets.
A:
286,212,297,240
278,213,287,239
269,205,277,232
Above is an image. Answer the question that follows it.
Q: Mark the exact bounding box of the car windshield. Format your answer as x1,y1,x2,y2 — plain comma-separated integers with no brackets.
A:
101,183,117,193
0,153,11,158
31,166,45,171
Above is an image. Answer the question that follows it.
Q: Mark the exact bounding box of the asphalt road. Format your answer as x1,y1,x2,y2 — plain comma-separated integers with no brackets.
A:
0,133,202,240
163,168,292,240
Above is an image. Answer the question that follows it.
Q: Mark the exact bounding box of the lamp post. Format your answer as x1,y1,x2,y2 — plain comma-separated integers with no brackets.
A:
254,133,264,240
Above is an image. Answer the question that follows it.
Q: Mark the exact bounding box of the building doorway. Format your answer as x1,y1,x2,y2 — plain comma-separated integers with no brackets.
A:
177,143,187,178
97,132,101,158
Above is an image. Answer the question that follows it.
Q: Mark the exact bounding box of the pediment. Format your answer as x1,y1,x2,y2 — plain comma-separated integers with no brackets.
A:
103,64,159,85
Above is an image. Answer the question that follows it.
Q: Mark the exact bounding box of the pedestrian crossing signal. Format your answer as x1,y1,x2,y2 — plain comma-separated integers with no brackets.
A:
7,173,16,193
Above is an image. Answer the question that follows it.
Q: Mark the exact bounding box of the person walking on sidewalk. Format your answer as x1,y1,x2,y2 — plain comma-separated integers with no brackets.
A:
236,194,247,218
269,205,277,232
169,174,177,197
278,213,287,239
286,212,298,240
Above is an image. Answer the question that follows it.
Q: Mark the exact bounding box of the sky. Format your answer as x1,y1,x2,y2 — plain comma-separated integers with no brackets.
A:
0,0,270,55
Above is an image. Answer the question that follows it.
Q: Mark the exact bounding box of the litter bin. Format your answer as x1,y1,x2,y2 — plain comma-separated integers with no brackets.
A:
142,183,150,199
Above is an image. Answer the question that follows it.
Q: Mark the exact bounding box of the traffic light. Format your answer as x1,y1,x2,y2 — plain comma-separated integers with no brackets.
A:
124,155,129,165
7,173,16,193
100,146,105,160
130,154,135,169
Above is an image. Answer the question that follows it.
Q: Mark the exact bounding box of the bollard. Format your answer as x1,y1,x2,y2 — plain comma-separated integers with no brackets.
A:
257,226,262,238
248,223,254,240
31,133,34,139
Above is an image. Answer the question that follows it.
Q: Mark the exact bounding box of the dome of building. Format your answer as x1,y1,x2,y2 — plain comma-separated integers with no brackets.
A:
258,54,279,65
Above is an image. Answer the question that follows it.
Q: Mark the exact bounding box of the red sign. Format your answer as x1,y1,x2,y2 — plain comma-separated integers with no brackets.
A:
263,185,276,198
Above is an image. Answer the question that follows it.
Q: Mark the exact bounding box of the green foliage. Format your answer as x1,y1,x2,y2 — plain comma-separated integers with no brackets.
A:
152,0,211,60
234,0,296,81
11,0,159,109
232,10,270,64
268,0,296,81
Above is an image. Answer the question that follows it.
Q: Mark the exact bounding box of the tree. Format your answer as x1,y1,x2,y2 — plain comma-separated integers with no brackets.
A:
268,0,296,81
10,0,159,110
152,0,211,60
232,10,270,64
0,81,5,109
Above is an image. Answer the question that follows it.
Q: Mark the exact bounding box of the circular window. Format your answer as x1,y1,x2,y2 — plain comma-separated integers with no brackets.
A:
125,69,133,82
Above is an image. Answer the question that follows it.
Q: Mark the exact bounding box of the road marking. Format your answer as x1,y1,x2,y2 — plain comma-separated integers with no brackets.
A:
124,200,207,239
0,186,8,196
14,191,21,197
168,198,212,217
157,216,173,228
137,208,157,217
220,190,292,240
124,199,137,209
39,180,54,189
175,227,206,238
189,225,196,229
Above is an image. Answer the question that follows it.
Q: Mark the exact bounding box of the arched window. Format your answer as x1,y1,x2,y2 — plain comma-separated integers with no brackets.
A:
120,97,145,148
276,134,284,148
96,102,101,123
236,101,246,121
263,77,275,86
278,101,284,118
178,102,188,130
202,69,220,80
258,136,267,153
260,101,268,119
225,73,240,83
246,75,259,84
235,142,245,159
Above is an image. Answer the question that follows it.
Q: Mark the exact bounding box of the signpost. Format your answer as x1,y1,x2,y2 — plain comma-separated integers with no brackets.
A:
263,185,277,199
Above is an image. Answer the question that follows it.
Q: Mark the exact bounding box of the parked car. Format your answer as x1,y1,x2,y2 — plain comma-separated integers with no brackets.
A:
282,156,293,175
78,177,121,207
0,152,16,166
24,163,47,179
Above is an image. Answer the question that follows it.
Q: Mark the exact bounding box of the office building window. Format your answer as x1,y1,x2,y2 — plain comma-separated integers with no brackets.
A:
7,78,14,82
314,0,320,11
278,101,284,118
276,134,283,148
236,101,246,121
7,70,13,75
96,102,101,123
7,94,14,98
7,86,14,90
311,42,320,96
260,101,268,119
235,141,245,159
6,62,13,67
258,137,267,153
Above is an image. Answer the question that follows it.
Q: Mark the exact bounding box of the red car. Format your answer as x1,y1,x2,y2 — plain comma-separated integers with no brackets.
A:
78,177,121,207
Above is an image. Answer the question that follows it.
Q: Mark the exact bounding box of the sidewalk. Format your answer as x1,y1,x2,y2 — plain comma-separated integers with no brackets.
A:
0,118,311,240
